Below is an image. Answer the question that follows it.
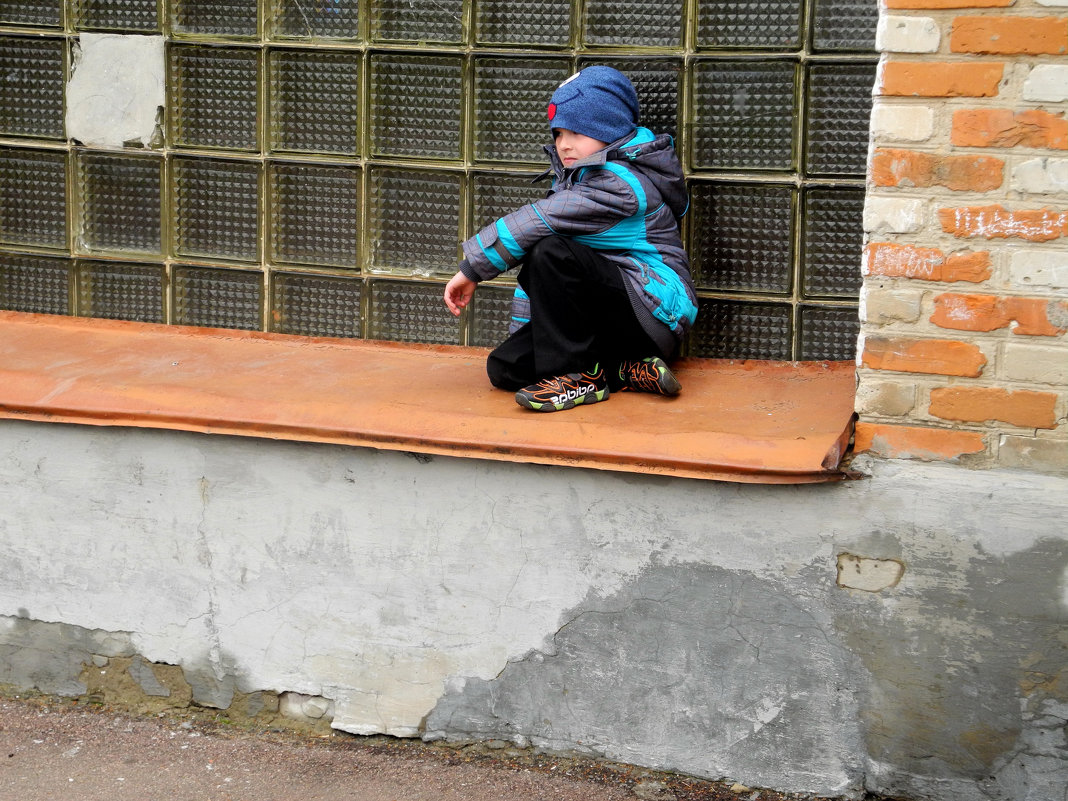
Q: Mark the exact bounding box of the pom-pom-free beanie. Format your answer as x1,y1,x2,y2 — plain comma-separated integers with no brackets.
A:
547,66,639,144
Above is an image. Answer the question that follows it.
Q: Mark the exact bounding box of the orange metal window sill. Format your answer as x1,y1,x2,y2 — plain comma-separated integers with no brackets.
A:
0,311,856,484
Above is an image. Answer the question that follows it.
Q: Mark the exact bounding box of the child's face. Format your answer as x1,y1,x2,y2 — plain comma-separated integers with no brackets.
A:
553,129,608,167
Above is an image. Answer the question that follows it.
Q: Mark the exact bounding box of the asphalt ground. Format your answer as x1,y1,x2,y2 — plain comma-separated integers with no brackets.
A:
0,695,849,801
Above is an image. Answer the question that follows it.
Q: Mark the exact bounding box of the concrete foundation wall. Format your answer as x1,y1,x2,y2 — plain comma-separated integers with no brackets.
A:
1,420,1065,800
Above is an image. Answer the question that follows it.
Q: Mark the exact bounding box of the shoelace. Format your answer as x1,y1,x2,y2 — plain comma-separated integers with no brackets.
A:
624,361,660,390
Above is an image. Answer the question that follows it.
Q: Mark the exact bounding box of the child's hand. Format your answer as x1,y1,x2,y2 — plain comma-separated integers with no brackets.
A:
443,271,477,316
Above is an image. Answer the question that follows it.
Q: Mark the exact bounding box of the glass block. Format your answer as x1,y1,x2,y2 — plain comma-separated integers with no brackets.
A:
798,305,859,360
469,172,535,287
578,57,681,140
368,168,461,275
692,61,797,171
269,49,359,155
77,260,164,322
584,0,683,47
474,58,572,163
173,266,262,330
805,63,876,176
802,188,864,298
696,0,801,49
472,172,546,230
469,284,515,348
269,162,359,268
172,0,258,37
71,0,158,30
689,182,794,294
370,55,462,159
271,272,362,338
370,0,463,43
269,0,359,39
368,279,461,345
476,0,570,46
173,157,260,262
0,147,67,249
688,299,792,361
0,36,65,139
0,251,71,314
0,0,61,27
170,46,259,151
812,0,878,52
76,152,162,255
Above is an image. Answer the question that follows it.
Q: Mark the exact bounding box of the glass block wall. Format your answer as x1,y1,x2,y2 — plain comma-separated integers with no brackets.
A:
0,0,876,359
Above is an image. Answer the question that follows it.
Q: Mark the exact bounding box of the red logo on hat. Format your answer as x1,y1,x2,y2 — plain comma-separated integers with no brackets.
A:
547,102,557,121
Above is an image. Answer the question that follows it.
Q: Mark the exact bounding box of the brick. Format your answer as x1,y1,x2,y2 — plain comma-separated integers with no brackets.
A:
930,293,1068,336
871,148,1003,191
864,243,993,283
871,104,935,142
929,385,1059,428
1023,65,1068,102
951,108,1068,149
865,242,944,281
861,286,924,324
872,149,931,187
885,0,1011,7
936,154,1004,192
1013,157,1068,195
1009,249,1068,290
1003,342,1068,385
944,251,994,283
998,435,1068,474
854,422,986,461
877,16,941,53
939,205,1068,241
862,336,987,376
951,16,1068,56
864,196,927,233
855,379,917,416
880,61,1004,98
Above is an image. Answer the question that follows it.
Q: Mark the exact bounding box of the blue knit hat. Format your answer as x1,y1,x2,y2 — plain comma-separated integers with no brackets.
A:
547,66,639,144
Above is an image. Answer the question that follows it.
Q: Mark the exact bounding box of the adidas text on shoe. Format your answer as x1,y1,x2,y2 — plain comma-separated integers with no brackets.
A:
619,357,681,396
515,365,609,412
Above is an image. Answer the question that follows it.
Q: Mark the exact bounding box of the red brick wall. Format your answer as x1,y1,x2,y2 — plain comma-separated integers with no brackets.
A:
857,0,1067,473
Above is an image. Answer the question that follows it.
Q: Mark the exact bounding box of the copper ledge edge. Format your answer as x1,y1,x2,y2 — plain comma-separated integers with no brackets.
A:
0,404,850,485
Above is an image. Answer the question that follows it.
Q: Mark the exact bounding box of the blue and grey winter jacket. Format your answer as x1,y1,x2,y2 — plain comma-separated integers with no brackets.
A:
458,127,698,356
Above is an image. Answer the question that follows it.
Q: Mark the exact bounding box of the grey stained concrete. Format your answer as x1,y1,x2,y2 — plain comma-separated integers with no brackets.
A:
1,419,1067,800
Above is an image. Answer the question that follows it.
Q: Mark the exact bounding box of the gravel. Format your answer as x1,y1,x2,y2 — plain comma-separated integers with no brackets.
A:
0,694,857,801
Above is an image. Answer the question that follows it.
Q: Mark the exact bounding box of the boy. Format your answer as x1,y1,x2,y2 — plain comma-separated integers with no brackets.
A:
443,66,697,412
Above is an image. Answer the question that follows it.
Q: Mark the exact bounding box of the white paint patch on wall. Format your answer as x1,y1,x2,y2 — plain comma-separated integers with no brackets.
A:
863,196,927,234
1009,249,1068,291
1013,157,1068,196
1023,65,1068,102
876,16,940,54
870,103,936,143
66,33,165,148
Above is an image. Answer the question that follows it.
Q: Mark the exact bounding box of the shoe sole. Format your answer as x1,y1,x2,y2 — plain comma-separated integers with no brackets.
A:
516,387,609,412
654,361,682,396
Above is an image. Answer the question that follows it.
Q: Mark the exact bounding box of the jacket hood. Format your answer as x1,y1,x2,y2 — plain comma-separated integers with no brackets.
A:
544,127,689,221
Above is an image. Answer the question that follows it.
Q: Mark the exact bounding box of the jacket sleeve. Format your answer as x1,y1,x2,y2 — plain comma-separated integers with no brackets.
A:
459,168,639,282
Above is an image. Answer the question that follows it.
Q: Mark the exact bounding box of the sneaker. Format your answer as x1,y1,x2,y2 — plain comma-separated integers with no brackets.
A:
515,365,609,412
618,357,681,396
